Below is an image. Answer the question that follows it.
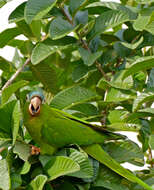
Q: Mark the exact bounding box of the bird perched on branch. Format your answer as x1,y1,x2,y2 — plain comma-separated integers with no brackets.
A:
23,91,152,190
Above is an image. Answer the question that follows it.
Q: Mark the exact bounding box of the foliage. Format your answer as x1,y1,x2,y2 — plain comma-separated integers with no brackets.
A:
0,0,154,189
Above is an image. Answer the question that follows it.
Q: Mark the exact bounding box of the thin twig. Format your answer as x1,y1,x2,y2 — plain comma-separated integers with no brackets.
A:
1,58,31,92
60,7,109,81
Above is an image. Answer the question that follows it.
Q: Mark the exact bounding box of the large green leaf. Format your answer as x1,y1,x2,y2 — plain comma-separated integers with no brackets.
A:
31,63,58,93
49,17,78,40
25,0,57,24
31,37,77,65
123,56,154,79
103,140,144,166
70,0,87,14
28,175,47,190
68,148,93,178
133,7,153,31
8,2,26,23
97,70,133,90
0,159,10,190
86,1,137,20
0,100,16,137
88,10,130,39
50,86,99,109
12,101,21,145
2,80,29,105
0,56,13,72
94,166,129,190
0,27,21,48
84,144,152,190
42,156,80,181
133,91,154,112
13,141,31,161
79,48,102,66
105,88,136,102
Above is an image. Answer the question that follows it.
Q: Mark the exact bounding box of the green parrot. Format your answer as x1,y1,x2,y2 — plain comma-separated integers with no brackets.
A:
23,91,152,190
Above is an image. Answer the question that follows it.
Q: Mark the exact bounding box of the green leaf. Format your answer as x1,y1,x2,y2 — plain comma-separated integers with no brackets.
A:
19,161,31,175
11,173,22,190
0,100,16,137
68,148,93,178
108,123,141,132
103,140,144,166
94,166,129,190
43,156,80,181
31,37,76,65
8,2,26,23
146,20,154,35
49,17,77,40
123,56,154,79
0,27,21,48
105,88,136,102
147,68,154,89
108,110,129,124
70,0,87,14
121,36,144,50
31,63,58,93
88,10,130,40
97,70,133,90
25,0,57,24
13,141,31,161
28,175,47,190
50,86,99,109
149,135,154,149
79,48,102,66
133,91,154,112
12,101,21,145
133,7,153,31
0,159,10,190
2,80,29,105
0,56,13,72
86,1,137,20
84,144,152,190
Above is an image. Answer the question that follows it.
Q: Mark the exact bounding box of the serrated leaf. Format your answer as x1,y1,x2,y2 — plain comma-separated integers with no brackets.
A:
28,175,47,190
79,48,102,66
2,80,29,104
8,2,26,23
68,148,93,178
43,156,80,181
31,63,58,93
25,0,57,24
49,17,77,40
12,101,21,145
0,27,21,48
50,86,99,109
133,91,154,112
88,10,130,40
31,37,76,65
0,159,10,190
123,56,154,79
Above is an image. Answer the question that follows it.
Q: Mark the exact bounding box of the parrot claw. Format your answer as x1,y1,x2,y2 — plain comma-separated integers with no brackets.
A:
30,145,40,155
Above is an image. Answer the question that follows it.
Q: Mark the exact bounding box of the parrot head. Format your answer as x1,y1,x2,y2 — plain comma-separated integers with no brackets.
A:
27,91,44,116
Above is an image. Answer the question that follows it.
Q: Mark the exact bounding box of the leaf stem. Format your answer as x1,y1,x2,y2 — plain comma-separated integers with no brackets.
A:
1,58,31,92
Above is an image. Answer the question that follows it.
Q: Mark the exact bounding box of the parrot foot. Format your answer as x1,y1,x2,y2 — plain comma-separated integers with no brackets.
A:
30,145,40,155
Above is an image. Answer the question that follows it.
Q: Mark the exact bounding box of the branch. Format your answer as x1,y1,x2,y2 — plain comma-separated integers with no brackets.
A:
60,7,109,81
1,58,31,92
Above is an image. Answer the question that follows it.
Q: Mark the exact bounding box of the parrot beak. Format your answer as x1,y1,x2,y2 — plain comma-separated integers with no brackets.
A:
29,96,42,116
